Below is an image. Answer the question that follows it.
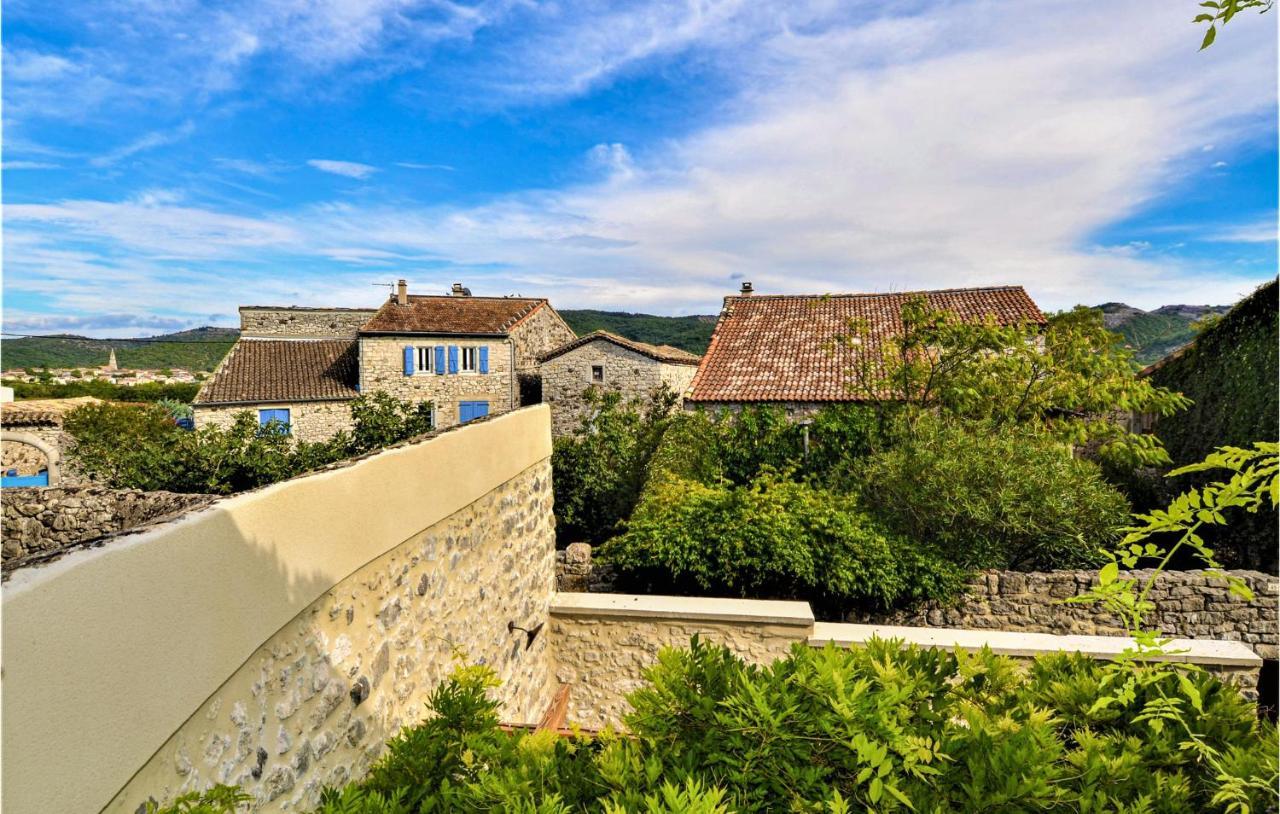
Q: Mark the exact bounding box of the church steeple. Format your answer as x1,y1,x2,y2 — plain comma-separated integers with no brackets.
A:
106,348,118,371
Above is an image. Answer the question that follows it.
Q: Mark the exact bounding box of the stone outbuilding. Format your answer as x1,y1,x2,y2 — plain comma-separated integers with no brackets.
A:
1,397,100,486
539,330,701,436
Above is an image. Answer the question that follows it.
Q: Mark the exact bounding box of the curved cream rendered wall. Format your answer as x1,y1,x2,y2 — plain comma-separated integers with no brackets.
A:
2,405,552,814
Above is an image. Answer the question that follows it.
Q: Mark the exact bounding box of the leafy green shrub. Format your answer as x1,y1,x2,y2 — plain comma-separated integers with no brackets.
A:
598,470,966,609
202,640,1276,813
2,378,202,403
857,415,1130,570
141,785,250,813
551,389,679,545
65,393,436,495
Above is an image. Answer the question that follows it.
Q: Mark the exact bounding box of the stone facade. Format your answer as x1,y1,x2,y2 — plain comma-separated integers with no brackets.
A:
359,336,515,430
240,308,376,338
1,424,66,476
195,400,355,442
110,460,556,813
541,339,697,435
508,305,576,372
849,568,1279,660
2,485,213,569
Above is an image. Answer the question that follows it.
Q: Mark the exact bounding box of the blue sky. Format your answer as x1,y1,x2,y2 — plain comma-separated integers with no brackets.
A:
3,0,1276,337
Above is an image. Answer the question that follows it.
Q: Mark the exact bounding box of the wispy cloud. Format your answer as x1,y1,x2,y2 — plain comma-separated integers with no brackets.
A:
1205,218,1278,243
3,161,61,170
90,121,197,167
307,159,379,179
395,162,456,171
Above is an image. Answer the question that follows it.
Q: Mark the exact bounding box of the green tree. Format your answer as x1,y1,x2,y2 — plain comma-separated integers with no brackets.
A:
1194,0,1272,49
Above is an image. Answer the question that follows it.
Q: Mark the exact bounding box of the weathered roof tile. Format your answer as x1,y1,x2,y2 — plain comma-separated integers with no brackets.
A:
195,339,358,405
360,296,548,335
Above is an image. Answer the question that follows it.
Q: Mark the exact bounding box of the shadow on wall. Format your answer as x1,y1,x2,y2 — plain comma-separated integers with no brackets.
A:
1,405,556,814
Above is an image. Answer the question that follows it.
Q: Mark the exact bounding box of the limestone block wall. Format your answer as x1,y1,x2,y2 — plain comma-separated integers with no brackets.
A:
850,569,1280,659
1,424,67,475
240,308,376,337
541,341,692,436
194,400,355,443
2,485,213,567
359,336,514,428
2,406,555,814
509,305,577,371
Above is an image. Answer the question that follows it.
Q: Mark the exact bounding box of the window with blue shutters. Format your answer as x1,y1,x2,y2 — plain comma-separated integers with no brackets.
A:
458,401,489,423
478,346,489,374
448,346,459,374
403,346,414,376
258,408,291,435
460,346,478,372
414,346,434,374
434,346,446,375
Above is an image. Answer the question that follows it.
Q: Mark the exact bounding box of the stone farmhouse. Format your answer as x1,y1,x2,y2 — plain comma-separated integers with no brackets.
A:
686,282,1046,417
539,330,701,435
193,281,575,440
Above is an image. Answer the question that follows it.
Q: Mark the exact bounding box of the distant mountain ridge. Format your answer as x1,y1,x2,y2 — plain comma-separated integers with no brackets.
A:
1094,302,1232,364
2,327,239,371
557,309,718,355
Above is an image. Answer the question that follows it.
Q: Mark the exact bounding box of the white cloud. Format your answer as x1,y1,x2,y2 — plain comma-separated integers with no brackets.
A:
1205,218,1278,243
90,121,197,167
307,159,379,179
2,161,60,170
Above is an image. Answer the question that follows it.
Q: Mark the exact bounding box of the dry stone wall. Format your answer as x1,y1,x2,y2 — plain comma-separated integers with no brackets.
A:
240,308,376,337
849,568,1279,659
510,306,576,371
1,425,67,475
194,401,355,443
541,340,695,436
2,485,212,568
110,459,556,813
359,336,514,428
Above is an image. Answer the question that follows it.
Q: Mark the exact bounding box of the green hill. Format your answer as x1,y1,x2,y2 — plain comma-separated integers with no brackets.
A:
1094,303,1231,365
1,327,238,371
559,310,717,355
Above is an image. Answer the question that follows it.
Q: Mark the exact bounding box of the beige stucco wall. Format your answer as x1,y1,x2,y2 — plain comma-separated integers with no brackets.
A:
194,400,355,443
541,340,697,436
359,336,514,429
509,306,576,371
1,405,554,814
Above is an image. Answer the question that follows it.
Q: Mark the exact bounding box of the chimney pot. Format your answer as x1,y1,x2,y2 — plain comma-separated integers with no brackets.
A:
396,279,409,306
451,282,471,297
740,281,754,296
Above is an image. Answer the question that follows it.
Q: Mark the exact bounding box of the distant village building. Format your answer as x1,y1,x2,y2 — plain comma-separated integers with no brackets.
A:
685,283,1046,418
539,331,701,436
105,348,118,372
192,281,575,442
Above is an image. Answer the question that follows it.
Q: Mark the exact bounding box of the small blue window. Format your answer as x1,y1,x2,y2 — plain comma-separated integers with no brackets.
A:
258,408,291,435
458,401,489,424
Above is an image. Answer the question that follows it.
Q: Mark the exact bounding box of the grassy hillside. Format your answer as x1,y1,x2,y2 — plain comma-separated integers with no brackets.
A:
1095,303,1231,364
559,310,717,355
1,327,238,371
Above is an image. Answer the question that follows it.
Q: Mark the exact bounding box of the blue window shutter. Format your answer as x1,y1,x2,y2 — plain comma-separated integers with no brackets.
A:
448,346,459,374
478,346,489,374
403,346,414,376
435,345,446,375
475,401,489,418
459,402,471,423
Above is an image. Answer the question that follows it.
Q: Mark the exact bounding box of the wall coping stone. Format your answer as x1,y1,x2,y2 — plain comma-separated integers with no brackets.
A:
811,622,1262,667
551,592,815,627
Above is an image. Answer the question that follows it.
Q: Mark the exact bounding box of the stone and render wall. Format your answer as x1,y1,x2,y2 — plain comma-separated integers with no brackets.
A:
359,335,515,429
240,308,377,337
194,400,355,443
548,593,1263,730
2,485,213,567
2,406,555,814
510,305,577,372
0,424,66,475
554,546,1279,660
541,339,698,436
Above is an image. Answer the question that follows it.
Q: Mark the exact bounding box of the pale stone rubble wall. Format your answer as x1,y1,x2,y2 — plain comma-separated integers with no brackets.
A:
0,424,67,475
111,460,556,813
240,308,377,337
1,485,213,566
509,305,577,371
195,401,355,443
549,594,1264,730
359,335,515,429
541,339,697,436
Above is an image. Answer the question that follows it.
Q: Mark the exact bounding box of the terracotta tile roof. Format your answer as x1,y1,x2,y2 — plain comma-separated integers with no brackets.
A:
1,397,102,426
194,339,359,405
687,286,1045,403
360,295,549,335
539,331,702,366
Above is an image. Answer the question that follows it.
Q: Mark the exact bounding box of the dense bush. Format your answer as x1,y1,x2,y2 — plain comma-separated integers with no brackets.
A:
167,639,1278,813
64,392,435,494
857,416,1130,570
552,389,679,545
3,378,201,403
599,470,965,609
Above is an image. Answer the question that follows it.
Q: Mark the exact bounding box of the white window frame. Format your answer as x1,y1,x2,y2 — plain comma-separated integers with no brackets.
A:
460,346,479,373
415,346,434,375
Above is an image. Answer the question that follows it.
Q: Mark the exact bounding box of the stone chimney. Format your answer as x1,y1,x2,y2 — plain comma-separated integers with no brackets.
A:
451,282,472,297
739,281,754,296
396,279,409,306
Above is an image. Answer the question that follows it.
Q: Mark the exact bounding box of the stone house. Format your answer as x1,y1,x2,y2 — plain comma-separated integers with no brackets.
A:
685,283,1046,417
539,331,701,435
1,396,101,486
193,282,576,441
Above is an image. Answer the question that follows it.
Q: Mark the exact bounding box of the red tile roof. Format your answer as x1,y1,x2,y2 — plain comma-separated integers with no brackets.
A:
194,339,359,405
360,295,550,335
539,331,702,365
686,286,1045,403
